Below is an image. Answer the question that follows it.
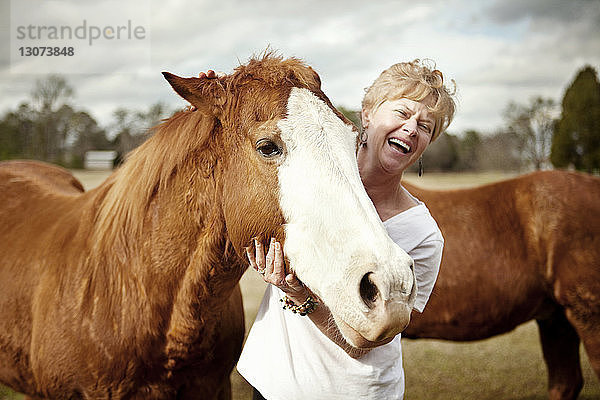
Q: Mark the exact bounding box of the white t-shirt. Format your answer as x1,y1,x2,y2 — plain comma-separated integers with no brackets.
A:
237,195,443,400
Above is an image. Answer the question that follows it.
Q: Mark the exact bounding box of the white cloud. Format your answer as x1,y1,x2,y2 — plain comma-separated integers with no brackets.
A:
1,0,598,135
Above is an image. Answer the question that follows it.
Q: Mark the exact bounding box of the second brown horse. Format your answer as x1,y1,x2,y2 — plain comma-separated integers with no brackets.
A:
404,170,600,400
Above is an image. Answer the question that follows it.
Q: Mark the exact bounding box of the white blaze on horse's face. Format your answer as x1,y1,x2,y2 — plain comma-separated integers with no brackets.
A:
277,87,417,347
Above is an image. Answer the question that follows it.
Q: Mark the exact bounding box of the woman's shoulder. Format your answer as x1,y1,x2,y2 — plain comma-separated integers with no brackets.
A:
384,199,443,252
385,203,441,234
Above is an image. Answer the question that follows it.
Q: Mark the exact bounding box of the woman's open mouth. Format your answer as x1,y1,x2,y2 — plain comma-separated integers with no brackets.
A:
388,138,411,154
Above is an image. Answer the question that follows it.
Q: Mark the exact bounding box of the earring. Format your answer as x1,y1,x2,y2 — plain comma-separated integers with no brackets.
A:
418,157,424,177
360,128,368,145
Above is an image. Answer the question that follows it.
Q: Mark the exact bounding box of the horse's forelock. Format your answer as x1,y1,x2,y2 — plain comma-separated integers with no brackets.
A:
229,53,321,94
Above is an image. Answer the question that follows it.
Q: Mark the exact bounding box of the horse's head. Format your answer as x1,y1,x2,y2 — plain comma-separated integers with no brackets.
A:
163,54,416,348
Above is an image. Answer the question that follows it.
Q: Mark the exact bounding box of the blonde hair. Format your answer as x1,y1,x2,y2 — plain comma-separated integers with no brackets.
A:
362,59,456,141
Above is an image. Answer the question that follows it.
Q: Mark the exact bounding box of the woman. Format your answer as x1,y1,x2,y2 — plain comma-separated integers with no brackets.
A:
237,60,456,400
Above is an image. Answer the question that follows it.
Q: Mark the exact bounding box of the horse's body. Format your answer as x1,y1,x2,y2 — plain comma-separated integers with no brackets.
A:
0,55,416,399
0,160,246,400
403,170,600,400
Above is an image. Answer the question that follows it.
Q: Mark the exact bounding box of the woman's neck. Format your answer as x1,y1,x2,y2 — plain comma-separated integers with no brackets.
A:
358,151,417,221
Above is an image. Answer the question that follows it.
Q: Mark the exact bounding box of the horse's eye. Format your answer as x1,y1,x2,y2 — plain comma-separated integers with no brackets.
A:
256,139,282,158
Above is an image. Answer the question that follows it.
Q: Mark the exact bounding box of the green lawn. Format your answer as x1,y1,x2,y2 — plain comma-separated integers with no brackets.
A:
402,323,599,400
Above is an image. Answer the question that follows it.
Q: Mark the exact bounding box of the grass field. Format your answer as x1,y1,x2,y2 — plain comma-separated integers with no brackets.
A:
1,170,598,399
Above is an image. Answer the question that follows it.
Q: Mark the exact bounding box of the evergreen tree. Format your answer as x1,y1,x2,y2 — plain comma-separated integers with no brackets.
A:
0,103,35,160
551,65,600,172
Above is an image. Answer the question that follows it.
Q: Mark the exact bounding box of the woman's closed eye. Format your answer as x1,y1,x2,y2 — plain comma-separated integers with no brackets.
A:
395,109,409,119
418,123,432,133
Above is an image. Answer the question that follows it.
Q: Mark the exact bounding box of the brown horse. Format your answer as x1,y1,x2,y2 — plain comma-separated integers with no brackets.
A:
0,55,417,399
403,170,600,400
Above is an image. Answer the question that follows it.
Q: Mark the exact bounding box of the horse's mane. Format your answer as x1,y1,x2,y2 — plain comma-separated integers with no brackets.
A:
89,53,320,263
90,109,215,262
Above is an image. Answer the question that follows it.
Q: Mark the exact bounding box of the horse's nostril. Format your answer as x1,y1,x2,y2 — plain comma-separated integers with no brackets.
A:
360,272,379,309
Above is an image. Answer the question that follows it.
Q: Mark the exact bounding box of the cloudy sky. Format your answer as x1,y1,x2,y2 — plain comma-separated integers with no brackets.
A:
1,0,599,135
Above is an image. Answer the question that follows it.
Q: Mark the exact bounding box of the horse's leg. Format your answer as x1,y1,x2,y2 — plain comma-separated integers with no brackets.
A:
536,309,583,400
563,305,600,381
174,379,231,400
216,378,232,400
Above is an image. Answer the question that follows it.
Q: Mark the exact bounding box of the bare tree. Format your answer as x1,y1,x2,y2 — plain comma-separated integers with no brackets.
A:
504,97,557,170
30,75,74,162
31,75,73,112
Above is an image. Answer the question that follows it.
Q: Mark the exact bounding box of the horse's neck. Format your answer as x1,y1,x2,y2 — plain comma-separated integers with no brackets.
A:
87,159,245,361
146,165,246,370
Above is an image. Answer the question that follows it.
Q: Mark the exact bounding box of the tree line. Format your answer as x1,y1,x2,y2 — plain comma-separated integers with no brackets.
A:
1,65,599,173
0,75,168,168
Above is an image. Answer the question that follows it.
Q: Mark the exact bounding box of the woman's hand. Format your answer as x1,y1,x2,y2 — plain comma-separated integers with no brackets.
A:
246,238,370,358
188,70,225,111
198,70,226,79
246,238,310,305
198,70,217,79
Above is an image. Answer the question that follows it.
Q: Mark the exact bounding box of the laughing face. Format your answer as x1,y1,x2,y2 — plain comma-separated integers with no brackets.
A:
360,98,435,176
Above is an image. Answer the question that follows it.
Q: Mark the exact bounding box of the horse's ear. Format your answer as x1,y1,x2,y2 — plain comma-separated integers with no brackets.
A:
162,72,226,116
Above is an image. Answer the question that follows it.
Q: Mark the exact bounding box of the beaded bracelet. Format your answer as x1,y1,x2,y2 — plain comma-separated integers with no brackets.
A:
280,295,318,316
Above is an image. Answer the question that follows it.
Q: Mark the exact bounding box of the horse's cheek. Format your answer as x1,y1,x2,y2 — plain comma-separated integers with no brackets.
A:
221,159,284,254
